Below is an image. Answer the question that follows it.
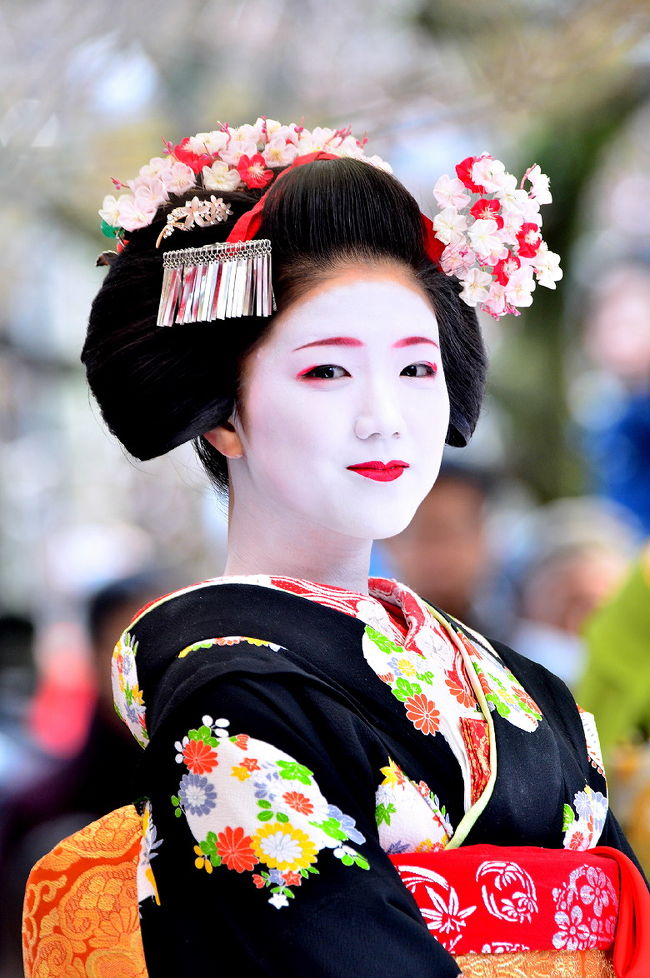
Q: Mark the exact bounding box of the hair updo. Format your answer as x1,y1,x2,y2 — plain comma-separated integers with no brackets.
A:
82,157,487,492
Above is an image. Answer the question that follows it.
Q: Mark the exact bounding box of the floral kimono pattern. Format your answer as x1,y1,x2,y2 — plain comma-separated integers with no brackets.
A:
108,574,636,978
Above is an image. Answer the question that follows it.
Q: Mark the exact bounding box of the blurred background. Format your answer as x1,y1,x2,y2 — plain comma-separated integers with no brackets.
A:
1,0,650,973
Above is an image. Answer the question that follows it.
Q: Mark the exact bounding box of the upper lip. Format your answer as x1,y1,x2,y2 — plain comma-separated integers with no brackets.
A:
346,460,410,469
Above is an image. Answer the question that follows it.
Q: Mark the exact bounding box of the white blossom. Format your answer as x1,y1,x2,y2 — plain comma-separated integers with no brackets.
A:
433,174,470,210
459,267,492,307
468,218,503,259
432,206,468,246
201,161,242,191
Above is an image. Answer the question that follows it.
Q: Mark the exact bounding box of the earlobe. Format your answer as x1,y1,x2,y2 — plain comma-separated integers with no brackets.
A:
203,421,244,459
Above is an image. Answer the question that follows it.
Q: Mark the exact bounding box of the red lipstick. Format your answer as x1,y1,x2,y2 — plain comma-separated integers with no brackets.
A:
346,460,410,482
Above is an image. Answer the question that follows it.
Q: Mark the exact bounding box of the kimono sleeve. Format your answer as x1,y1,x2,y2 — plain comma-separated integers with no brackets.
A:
137,650,462,978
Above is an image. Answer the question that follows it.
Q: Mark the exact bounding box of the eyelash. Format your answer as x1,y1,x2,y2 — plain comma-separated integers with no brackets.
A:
298,363,438,380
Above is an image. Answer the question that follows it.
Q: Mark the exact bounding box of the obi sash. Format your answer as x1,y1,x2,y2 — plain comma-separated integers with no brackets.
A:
390,844,650,978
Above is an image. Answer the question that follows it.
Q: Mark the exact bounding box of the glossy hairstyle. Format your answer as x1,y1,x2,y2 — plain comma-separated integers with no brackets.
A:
82,158,487,492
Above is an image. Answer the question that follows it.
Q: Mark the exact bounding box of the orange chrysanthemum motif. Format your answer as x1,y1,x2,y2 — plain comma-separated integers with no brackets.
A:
182,739,218,774
216,826,258,873
405,694,440,735
282,791,314,816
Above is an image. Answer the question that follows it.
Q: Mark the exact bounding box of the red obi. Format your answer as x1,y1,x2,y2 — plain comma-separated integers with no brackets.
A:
390,845,650,978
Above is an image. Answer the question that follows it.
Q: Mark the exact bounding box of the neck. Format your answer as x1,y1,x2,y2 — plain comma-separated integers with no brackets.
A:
223,492,373,596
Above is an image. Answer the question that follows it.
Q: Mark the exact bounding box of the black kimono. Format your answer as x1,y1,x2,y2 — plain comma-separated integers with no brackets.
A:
111,574,637,977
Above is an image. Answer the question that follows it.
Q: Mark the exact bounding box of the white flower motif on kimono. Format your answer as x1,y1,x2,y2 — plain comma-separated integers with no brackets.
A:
171,714,370,909
562,785,608,850
375,759,454,854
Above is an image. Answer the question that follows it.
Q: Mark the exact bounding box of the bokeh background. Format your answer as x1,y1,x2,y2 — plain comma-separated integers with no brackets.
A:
2,1,650,974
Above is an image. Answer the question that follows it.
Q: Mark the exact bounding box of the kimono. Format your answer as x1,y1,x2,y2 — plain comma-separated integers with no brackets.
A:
24,574,647,978
105,573,643,977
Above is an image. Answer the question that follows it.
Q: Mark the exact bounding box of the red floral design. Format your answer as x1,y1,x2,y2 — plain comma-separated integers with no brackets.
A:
169,137,213,174
182,738,218,774
461,716,491,804
445,657,475,709
470,198,504,228
283,791,314,815
283,871,303,887
567,830,589,852
237,153,274,189
233,734,249,751
516,222,542,257
252,874,266,888
405,694,440,735
516,686,542,715
455,155,485,193
493,253,521,285
242,757,260,772
216,826,258,873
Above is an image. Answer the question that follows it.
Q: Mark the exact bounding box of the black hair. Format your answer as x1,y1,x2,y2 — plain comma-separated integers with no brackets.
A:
82,157,486,493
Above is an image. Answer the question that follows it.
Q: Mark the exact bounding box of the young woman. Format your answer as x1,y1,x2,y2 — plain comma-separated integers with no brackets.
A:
24,121,648,978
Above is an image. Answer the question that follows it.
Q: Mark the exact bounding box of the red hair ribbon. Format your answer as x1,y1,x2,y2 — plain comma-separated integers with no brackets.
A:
227,150,444,268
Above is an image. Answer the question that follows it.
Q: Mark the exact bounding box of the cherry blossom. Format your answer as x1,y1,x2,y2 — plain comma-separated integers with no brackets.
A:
162,162,196,196
433,174,470,210
471,156,510,193
189,130,229,156
433,207,468,246
523,164,553,205
440,241,476,278
468,218,503,259
116,194,158,231
533,244,563,288
459,268,492,307
201,161,242,192
127,175,168,208
219,137,259,167
99,194,124,227
262,136,300,167
505,267,536,307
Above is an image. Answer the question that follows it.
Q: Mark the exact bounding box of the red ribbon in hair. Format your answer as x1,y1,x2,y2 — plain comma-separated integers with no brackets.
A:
226,150,444,267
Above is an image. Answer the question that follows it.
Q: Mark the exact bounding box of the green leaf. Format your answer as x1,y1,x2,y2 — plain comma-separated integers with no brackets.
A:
210,854,222,867
257,810,274,821
100,220,119,239
415,671,434,685
312,817,347,841
276,811,289,823
365,626,401,656
171,795,180,807
276,760,314,785
391,677,422,703
354,855,370,870
300,869,310,878
562,803,575,831
375,802,397,826
486,692,511,718
257,799,273,809
174,808,182,818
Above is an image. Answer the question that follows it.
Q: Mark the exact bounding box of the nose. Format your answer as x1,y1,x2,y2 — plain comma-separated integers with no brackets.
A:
353,382,403,440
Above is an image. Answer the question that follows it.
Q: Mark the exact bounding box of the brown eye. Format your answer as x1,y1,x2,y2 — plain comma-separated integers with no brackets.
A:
303,365,350,380
401,363,437,377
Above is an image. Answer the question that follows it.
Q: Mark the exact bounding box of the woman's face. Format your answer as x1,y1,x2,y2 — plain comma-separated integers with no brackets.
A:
230,265,450,541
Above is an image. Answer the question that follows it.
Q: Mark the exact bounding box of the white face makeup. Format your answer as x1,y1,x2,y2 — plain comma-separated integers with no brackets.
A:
228,268,450,543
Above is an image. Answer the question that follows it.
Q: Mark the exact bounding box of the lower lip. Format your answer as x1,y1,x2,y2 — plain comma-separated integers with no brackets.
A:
347,466,408,482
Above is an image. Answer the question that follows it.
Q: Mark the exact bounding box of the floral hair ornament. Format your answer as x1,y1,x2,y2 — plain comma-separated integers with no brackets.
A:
98,120,394,326
431,154,562,319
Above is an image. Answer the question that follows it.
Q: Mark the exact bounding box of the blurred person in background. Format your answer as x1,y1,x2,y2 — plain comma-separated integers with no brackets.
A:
581,259,650,534
1,575,162,978
578,543,650,873
384,461,501,638
506,497,638,690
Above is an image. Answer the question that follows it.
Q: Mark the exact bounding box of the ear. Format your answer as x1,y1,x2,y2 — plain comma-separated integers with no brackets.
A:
203,420,244,459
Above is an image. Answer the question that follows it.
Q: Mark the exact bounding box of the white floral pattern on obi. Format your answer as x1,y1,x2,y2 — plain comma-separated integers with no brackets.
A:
112,631,149,748
374,758,454,855
171,715,369,909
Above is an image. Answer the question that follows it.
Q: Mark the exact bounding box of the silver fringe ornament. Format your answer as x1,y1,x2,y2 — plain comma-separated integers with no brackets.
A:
157,239,275,327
